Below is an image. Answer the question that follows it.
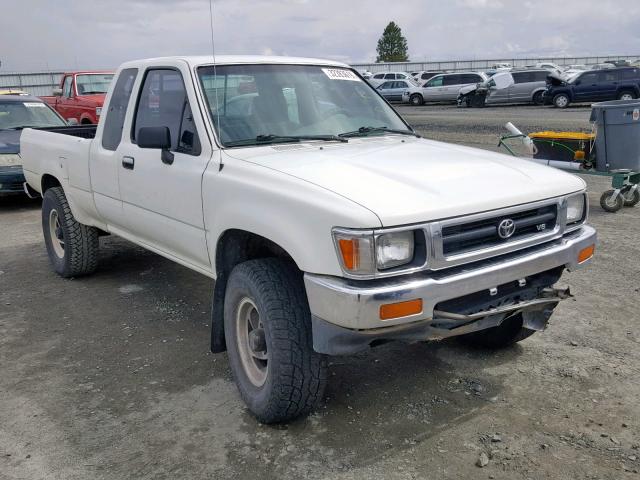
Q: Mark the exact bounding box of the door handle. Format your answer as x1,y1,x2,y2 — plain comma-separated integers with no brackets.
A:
122,156,135,170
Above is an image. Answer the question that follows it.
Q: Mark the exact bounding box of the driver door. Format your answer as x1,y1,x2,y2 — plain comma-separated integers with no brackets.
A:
116,65,213,270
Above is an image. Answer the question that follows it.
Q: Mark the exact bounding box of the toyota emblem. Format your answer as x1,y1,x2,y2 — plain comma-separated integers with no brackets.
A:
497,218,516,239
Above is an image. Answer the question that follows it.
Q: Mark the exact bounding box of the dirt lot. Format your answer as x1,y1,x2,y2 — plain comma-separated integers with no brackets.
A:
2,104,639,480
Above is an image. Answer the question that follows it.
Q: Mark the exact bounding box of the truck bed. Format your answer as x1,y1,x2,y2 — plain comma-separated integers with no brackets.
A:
36,125,97,139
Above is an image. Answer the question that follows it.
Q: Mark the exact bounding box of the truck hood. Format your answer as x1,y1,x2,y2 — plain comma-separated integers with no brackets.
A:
225,136,585,226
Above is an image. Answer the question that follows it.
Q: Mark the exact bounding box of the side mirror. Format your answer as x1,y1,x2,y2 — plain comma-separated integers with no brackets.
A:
67,118,79,126
52,88,63,96
137,126,174,165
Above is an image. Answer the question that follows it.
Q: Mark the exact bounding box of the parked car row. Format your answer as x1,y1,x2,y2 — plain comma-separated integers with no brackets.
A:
365,64,640,108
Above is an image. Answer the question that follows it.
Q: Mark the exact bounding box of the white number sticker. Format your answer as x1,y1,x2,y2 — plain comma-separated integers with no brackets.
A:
24,102,47,108
321,68,360,82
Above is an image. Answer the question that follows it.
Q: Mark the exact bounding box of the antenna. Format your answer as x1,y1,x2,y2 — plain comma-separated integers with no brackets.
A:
208,0,221,142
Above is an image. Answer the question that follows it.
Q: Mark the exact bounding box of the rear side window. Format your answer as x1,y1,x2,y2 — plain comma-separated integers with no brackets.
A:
102,68,138,151
397,81,408,88
534,71,549,82
459,74,482,84
132,68,201,156
621,68,640,80
443,74,461,86
384,73,395,79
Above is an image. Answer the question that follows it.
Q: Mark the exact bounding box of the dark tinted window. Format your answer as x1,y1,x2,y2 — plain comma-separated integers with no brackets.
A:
102,68,137,151
599,71,618,82
443,74,461,86
133,69,200,155
534,71,550,82
512,72,532,84
373,73,385,79
620,69,639,80
459,74,482,84
580,72,598,84
384,73,395,79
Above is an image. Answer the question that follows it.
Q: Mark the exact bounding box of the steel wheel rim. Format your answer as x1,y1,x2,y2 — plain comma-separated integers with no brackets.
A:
48,209,65,258
621,93,633,101
236,297,268,387
556,96,568,107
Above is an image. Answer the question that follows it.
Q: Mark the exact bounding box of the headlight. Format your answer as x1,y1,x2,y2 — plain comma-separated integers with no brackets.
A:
333,228,415,276
95,107,102,116
566,193,586,225
0,154,21,167
376,231,414,269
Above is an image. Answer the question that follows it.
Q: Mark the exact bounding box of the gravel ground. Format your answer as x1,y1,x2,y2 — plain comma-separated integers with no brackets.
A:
1,104,639,479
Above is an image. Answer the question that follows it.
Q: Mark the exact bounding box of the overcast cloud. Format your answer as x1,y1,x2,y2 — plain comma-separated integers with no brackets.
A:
1,0,639,71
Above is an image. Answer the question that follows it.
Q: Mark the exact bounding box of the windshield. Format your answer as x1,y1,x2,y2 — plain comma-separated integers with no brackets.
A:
197,64,410,147
76,74,114,95
0,100,66,130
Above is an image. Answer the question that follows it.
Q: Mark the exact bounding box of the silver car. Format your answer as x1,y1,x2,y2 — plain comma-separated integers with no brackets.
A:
403,72,488,105
486,69,549,105
376,79,417,102
368,71,414,88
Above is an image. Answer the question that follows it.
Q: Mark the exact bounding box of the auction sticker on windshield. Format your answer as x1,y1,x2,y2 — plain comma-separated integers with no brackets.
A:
24,102,47,108
322,68,360,81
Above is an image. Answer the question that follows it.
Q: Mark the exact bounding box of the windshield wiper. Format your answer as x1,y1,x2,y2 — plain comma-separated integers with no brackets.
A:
338,126,420,138
226,134,348,147
7,125,42,130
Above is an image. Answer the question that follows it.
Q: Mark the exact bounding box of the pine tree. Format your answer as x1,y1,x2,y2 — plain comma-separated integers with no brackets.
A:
376,21,409,63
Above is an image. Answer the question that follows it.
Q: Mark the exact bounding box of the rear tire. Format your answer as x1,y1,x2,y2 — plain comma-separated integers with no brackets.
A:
532,91,544,105
617,90,636,101
553,93,570,108
459,314,535,349
224,258,327,423
410,94,424,106
42,187,99,278
600,189,624,212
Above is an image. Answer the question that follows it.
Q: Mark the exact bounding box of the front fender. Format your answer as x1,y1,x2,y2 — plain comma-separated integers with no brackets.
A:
202,156,381,277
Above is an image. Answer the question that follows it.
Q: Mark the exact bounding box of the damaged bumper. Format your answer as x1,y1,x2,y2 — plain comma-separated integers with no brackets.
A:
304,225,596,355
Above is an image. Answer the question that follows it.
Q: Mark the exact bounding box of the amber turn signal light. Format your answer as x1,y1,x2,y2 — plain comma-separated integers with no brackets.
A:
577,244,595,264
379,299,423,320
338,238,358,270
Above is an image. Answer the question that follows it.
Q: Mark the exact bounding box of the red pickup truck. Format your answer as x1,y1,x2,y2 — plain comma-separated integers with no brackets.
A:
41,71,114,125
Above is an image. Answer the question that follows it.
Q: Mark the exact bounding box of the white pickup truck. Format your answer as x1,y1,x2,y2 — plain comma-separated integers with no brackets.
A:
21,56,597,423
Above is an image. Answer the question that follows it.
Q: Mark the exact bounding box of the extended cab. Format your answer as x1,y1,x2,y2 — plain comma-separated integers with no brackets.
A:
41,71,114,124
544,67,640,108
21,56,597,423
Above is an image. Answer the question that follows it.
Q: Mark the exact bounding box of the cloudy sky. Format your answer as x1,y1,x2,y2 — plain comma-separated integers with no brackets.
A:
1,0,639,71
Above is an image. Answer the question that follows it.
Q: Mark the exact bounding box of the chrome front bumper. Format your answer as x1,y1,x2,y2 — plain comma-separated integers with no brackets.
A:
304,225,597,334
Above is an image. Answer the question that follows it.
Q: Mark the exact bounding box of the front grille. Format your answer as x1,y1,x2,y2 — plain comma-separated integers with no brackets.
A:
442,204,557,255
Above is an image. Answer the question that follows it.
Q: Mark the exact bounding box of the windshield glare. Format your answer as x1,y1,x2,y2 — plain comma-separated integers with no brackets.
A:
197,64,410,146
76,74,114,95
0,101,66,130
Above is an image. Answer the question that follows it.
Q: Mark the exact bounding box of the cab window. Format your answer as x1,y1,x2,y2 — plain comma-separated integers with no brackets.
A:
132,68,201,156
63,76,73,97
102,68,138,151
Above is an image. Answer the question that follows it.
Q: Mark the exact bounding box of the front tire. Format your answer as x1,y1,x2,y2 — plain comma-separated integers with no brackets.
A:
553,93,570,108
459,314,535,349
42,187,99,278
224,258,327,423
